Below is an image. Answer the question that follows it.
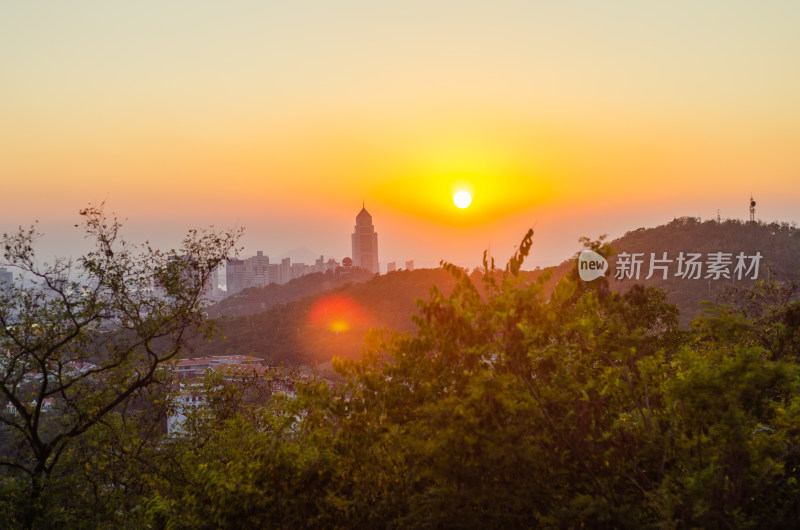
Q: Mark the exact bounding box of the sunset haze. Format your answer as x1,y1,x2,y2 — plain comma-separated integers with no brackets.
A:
2,1,799,269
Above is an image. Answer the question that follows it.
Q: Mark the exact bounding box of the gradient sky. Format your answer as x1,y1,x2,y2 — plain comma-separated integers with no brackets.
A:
2,1,799,272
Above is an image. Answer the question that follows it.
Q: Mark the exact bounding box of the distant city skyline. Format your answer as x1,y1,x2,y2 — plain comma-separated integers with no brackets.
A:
224,250,344,295
1,196,795,278
221,205,408,292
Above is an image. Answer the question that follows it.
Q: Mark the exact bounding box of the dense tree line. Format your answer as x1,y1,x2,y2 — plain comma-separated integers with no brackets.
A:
2,221,800,528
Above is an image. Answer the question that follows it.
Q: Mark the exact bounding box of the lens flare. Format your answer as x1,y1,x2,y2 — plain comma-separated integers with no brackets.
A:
308,295,370,334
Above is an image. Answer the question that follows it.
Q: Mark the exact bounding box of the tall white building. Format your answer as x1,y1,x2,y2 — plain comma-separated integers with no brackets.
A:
291,262,307,280
267,263,281,285
245,251,270,289
204,266,224,301
225,259,246,295
280,258,291,285
351,205,379,274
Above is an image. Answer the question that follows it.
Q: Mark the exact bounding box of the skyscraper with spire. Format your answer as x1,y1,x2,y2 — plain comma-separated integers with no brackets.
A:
351,203,379,274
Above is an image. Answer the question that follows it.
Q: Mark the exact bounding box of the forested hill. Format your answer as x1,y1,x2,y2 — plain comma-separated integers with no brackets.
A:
536,217,800,324
196,268,460,365
207,268,375,318
198,217,800,364
603,217,800,323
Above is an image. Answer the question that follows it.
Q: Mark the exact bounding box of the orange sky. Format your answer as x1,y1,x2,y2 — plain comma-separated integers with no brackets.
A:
2,2,799,270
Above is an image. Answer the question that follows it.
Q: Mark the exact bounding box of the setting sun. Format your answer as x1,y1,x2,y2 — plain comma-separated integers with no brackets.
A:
453,190,472,209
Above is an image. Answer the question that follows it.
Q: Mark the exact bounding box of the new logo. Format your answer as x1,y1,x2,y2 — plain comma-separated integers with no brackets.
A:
578,250,608,281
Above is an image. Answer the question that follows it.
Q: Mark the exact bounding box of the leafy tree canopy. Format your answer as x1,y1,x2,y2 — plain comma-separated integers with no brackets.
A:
3,224,800,529
0,206,240,526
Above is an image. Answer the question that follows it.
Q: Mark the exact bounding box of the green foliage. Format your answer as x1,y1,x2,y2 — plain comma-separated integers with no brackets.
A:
146,230,800,528
4,224,800,528
0,205,240,527
717,277,800,362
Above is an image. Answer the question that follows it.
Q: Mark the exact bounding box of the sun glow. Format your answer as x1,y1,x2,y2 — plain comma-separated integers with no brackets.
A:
453,190,473,209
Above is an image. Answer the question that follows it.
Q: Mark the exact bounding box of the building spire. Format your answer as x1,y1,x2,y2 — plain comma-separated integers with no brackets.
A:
352,203,379,274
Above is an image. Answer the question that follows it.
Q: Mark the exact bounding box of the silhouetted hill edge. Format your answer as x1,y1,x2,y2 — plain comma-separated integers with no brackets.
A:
194,217,800,365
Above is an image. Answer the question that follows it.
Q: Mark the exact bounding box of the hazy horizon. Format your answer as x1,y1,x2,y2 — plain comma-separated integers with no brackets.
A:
3,2,799,271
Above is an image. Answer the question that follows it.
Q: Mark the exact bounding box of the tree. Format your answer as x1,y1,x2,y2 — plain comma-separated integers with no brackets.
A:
157,229,800,528
0,205,240,526
49,227,795,528
716,276,800,361
148,231,691,527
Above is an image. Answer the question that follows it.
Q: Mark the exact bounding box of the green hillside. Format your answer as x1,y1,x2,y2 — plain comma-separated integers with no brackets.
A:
199,218,800,364
605,217,800,324
207,268,374,318
196,268,460,365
